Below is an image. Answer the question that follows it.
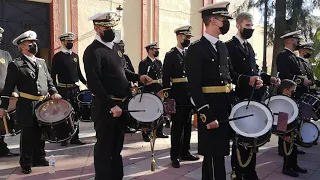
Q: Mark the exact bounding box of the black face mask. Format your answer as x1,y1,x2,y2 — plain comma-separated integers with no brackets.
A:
181,39,190,47
28,43,38,55
154,51,159,57
241,27,254,39
66,42,73,50
304,53,312,59
101,29,115,42
217,19,230,35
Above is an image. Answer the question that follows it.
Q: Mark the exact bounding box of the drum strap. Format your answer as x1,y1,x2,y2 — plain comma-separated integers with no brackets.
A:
236,147,254,168
282,132,294,156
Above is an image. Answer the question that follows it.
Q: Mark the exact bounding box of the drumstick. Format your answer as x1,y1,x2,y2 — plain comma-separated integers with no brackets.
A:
2,113,9,135
220,114,254,123
139,66,151,102
266,72,280,105
109,110,146,114
246,70,262,109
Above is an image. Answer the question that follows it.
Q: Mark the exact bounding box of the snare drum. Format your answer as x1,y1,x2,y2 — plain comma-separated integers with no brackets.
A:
265,95,299,134
35,99,78,143
76,90,93,122
126,93,164,131
298,93,320,120
296,121,319,148
229,101,273,147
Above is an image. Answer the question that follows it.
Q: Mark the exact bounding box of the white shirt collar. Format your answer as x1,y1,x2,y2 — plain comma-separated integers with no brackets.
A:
23,54,36,62
148,55,156,61
95,35,113,49
61,46,72,55
203,32,219,45
176,46,185,55
235,34,247,46
284,47,295,54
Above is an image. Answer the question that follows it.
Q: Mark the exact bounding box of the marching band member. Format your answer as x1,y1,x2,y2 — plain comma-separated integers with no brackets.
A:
276,30,308,177
162,25,199,168
51,32,87,146
277,79,307,177
226,12,280,180
0,30,61,174
138,42,168,142
83,11,152,180
0,27,20,158
186,2,263,179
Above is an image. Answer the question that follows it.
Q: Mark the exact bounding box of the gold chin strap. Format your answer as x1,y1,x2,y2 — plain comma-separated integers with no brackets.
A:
150,129,157,171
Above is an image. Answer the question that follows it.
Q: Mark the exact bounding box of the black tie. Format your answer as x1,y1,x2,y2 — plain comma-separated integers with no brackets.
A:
182,51,185,57
243,42,249,55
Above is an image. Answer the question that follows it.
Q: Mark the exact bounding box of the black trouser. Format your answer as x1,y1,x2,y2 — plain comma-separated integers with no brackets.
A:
0,136,9,155
170,105,192,160
57,87,80,141
231,144,257,180
282,142,298,169
202,156,226,180
20,121,45,167
92,98,125,180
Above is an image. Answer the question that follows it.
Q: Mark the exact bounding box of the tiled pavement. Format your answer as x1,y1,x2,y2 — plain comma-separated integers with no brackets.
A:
1,122,320,180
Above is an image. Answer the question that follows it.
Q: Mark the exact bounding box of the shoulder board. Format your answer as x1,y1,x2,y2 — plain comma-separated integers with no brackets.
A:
36,57,45,61
225,39,233,44
13,57,22,62
141,58,147,62
166,48,175,55
190,39,201,46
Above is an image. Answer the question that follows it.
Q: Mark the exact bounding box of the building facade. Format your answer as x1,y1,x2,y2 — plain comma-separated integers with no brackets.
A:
0,0,273,80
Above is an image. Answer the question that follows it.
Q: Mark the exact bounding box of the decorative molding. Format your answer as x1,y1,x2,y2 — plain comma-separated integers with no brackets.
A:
70,0,78,54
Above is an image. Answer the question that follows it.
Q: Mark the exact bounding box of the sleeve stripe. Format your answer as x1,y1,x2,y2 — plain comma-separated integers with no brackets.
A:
0,96,10,99
197,104,209,112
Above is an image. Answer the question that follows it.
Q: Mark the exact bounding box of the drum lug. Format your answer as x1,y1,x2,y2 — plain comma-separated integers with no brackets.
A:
253,138,258,153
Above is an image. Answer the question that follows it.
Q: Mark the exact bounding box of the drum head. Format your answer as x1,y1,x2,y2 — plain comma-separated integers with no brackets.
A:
300,122,319,143
229,101,273,138
265,95,298,125
77,90,93,103
127,93,163,122
35,99,73,123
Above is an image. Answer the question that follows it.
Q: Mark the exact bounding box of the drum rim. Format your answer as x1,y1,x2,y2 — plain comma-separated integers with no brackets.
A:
265,95,299,125
35,99,73,122
76,90,93,103
229,100,273,138
127,93,164,122
190,97,195,106
299,121,319,143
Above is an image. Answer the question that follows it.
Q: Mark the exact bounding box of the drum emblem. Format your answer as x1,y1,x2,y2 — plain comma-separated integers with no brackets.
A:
0,58,5,64
74,58,78,62
118,50,122,57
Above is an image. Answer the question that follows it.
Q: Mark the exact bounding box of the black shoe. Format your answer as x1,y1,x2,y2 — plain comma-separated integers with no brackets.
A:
33,159,49,167
21,166,32,174
125,127,137,133
142,133,150,142
314,141,318,145
181,154,200,161
0,151,20,157
61,141,68,146
70,139,86,145
171,159,180,168
297,149,306,155
293,166,308,173
156,133,169,138
282,168,299,177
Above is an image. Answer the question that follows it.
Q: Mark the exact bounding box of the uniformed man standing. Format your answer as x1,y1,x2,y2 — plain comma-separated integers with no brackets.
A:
162,25,199,168
298,42,319,92
83,12,152,180
138,42,168,142
0,30,61,174
276,30,308,177
51,32,87,146
0,27,20,158
186,2,263,180
226,12,280,180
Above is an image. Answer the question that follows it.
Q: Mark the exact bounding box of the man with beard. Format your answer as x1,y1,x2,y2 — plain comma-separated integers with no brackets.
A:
226,12,280,180
186,2,263,179
83,11,152,179
138,42,168,142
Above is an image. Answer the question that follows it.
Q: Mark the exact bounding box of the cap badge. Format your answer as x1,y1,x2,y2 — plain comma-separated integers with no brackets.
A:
74,58,78,62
